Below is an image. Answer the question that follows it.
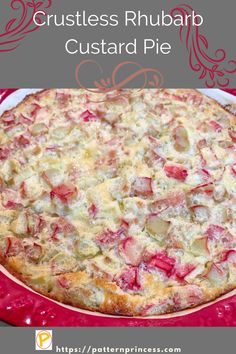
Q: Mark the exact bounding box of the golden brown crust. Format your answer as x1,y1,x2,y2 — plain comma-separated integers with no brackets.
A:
1,252,235,317
1,259,236,317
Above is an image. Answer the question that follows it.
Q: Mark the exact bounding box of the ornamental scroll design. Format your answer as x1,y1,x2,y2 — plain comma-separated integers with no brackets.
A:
0,0,52,52
170,4,236,87
75,60,164,93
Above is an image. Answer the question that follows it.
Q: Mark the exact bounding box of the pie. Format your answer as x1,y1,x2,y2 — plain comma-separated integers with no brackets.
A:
0,89,236,316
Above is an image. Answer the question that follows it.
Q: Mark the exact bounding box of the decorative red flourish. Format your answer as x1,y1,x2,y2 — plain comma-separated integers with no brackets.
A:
170,4,236,87
0,0,52,52
75,60,164,93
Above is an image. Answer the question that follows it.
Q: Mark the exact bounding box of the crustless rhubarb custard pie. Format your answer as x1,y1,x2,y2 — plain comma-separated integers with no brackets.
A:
0,89,236,316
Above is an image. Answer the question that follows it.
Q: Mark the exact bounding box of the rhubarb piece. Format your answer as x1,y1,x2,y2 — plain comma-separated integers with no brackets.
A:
164,164,188,181
50,183,78,204
205,224,225,240
4,236,23,257
119,236,144,266
88,203,98,218
132,177,153,196
175,264,196,281
145,251,175,276
173,125,190,152
0,147,10,161
97,228,125,245
146,215,170,237
191,237,209,256
116,266,141,291
203,263,227,285
25,243,43,262
229,129,236,143
80,110,97,122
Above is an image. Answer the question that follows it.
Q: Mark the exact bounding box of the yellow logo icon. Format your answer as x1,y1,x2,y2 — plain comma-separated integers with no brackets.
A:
35,330,53,351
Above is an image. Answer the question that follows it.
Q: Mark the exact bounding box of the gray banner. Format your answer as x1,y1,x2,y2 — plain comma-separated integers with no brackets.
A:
0,328,235,354
0,0,235,87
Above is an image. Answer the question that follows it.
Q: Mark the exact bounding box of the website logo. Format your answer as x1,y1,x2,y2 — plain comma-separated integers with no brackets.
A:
35,330,53,351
